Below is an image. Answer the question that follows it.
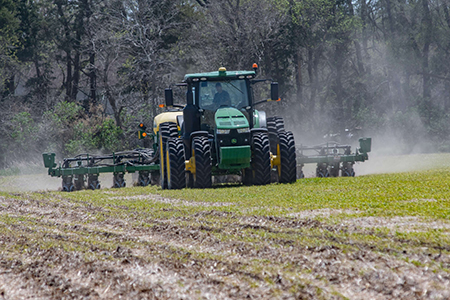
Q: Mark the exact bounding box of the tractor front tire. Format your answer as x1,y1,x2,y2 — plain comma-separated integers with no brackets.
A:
251,132,271,185
167,137,186,189
191,136,212,188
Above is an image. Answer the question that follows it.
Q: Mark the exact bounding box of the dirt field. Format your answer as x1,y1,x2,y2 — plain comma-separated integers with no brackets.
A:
1,154,450,299
0,191,449,299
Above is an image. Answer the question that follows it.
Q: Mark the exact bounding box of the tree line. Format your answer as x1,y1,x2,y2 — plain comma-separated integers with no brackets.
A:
1,0,449,168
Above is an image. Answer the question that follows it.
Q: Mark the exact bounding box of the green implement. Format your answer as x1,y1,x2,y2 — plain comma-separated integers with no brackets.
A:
296,138,371,178
43,149,160,191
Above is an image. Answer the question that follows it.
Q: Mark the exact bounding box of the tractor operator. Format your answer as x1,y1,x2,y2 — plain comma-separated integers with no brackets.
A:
213,82,231,107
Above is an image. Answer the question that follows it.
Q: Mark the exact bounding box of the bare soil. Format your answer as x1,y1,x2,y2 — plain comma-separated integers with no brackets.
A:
0,192,449,299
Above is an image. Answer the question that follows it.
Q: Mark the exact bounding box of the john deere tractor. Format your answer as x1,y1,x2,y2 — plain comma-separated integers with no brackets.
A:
152,65,297,189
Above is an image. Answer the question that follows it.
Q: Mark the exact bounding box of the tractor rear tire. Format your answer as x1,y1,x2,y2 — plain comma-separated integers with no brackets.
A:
191,136,212,188
267,116,285,131
267,120,278,154
267,116,285,153
167,137,186,189
251,132,271,185
159,122,178,189
278,131,297,183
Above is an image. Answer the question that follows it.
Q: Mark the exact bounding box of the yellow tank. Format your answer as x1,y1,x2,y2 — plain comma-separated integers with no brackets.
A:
153,111,183,134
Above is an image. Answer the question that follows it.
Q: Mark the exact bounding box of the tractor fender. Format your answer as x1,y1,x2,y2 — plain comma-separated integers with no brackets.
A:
258,111,267,128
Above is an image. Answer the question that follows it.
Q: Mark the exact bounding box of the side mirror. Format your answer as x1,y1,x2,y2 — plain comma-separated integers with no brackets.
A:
271,82,279,101
165,88,173,107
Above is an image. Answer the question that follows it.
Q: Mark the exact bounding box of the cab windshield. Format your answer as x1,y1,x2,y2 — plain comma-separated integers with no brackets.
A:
198,79,249,110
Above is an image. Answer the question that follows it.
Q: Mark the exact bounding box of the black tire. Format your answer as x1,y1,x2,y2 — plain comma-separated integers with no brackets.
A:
88,174,100,190
267,119,279,154
159,122,178,189
62,176,74,192
342,162,355,177
267,116,285,131
316,163,330,177
329,163,340,177
191,136,212,188
167,137,186,189
278,131,297,183
251,132,271,185
267,116,285,154
113,173,126,188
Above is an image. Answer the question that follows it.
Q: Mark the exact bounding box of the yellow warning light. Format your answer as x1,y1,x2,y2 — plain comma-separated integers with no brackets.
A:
142,132,147,137
252,63,258,69
159,104,165,108
219,67,226,72
139,123,144,127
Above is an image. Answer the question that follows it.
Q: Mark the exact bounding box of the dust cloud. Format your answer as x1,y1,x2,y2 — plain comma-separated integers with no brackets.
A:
0,165,137,193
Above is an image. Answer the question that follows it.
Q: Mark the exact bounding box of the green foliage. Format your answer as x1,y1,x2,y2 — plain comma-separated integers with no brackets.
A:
61,117,123,156
0,0,19,86
10,112,38,144
92,118,123,153
47,101,83,127
63,122,96,155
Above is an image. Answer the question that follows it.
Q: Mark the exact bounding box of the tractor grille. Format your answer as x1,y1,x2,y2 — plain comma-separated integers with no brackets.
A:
217,130,250,147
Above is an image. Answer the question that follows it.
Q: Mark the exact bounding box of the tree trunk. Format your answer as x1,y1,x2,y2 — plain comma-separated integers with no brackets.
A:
66,50,72,100
6,75,15,95
333,43,345,128
72,50,80,101
422,0,432,101
89,53,96,105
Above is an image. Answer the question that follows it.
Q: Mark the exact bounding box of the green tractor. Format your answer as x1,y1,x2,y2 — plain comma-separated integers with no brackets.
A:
152,65,297,189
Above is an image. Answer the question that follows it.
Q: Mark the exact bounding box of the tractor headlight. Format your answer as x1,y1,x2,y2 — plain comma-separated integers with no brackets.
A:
237,127,250,134
217,129,230,134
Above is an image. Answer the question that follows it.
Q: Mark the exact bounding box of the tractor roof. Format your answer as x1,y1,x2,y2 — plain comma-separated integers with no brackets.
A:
184,68,256,82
